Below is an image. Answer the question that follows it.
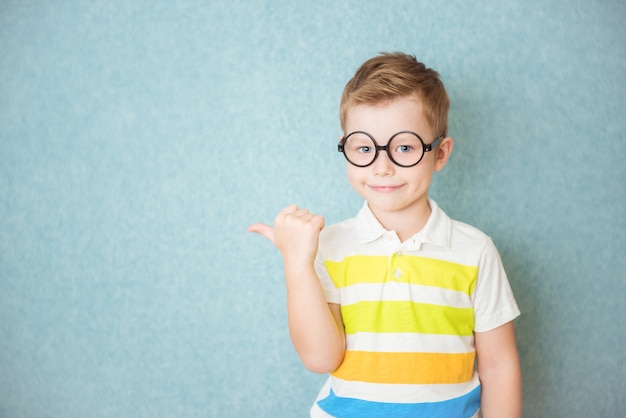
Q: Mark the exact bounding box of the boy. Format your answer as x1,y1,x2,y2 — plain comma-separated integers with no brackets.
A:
249,52,521,418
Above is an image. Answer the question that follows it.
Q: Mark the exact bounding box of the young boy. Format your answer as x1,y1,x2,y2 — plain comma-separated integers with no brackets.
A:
249,52,521,418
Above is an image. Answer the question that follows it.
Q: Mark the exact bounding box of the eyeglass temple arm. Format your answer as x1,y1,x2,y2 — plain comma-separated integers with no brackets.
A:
424,136,444,152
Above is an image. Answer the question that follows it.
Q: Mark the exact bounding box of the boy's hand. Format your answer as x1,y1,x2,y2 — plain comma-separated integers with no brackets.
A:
248,205,325,267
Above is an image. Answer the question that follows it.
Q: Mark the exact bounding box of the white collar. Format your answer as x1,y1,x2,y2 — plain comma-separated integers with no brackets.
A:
355,198,452,250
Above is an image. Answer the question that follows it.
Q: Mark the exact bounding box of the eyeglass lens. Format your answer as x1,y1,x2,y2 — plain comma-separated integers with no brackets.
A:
343,132,427,167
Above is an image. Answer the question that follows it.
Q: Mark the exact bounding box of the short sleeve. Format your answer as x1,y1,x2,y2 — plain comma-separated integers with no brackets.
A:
314,248,341,304
471,238,521,332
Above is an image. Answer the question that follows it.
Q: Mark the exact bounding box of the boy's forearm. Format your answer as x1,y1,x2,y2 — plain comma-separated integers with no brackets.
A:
284,263,345,374
479,366,522,418
248,205,342,372
475,321,522,418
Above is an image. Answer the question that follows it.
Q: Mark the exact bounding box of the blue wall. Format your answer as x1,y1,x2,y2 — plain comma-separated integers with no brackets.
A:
1,1,624,417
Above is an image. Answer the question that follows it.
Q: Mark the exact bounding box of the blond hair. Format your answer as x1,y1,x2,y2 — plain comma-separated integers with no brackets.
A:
340,52,450,137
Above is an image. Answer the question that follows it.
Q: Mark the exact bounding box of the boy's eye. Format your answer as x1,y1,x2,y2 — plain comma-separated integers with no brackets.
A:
390,133,422,156
395,145,413,153
357,145,373,154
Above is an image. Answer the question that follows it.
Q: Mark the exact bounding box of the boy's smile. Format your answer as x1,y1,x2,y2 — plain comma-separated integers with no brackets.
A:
368,184,404,193
343,95,453,239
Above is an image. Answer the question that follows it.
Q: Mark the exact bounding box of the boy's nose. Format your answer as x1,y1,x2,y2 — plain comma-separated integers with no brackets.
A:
372,151,395,176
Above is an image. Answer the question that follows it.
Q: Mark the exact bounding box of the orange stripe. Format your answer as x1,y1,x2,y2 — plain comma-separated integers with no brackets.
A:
332,350,475,385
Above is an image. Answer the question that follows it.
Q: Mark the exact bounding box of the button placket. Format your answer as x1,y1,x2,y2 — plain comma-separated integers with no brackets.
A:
389,249,403,280
393,267,402,280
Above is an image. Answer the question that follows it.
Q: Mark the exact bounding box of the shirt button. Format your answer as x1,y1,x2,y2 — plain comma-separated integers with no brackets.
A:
396,251,403,257
393,268,402,279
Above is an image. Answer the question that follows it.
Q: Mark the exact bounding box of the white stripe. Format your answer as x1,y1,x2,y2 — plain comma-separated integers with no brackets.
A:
329,375,481,404
346,332,475,353
310,378,335,417
339,282,472,308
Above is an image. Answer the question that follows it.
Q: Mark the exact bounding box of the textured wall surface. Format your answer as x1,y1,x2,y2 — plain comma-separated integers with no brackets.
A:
1,1,624,417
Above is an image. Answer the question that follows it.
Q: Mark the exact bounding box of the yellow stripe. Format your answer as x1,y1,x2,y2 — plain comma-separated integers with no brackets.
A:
332,350,475,384
325,255,478,294
341,301,474,336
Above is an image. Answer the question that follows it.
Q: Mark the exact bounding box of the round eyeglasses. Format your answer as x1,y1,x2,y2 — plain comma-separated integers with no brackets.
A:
338,131,444,168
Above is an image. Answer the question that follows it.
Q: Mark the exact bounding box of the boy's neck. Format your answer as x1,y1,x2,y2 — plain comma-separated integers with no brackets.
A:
368,199,432,243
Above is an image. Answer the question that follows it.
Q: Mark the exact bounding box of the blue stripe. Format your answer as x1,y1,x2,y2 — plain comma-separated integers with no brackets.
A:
317,385,481,418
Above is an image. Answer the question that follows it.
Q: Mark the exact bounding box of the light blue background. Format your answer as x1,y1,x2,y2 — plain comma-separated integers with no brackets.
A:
1,1,624,417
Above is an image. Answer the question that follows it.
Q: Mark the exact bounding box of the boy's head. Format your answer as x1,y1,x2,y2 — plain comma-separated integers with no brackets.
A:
340,52,449,138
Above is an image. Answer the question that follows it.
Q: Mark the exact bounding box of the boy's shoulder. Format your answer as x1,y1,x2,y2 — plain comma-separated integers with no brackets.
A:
448,217,492,244
444,216,502,268
318,213,360,249
319,201,384,245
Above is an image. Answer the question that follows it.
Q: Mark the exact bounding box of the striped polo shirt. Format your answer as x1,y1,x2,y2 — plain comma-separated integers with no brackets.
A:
311,199,520,418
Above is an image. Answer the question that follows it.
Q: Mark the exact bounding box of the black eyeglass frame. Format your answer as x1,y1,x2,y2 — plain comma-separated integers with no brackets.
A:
338,130,444,168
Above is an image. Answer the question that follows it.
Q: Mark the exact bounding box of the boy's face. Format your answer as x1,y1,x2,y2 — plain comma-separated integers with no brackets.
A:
343,95,451,224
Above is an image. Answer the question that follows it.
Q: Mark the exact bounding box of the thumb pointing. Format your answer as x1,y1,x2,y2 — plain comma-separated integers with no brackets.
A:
247,223,275,244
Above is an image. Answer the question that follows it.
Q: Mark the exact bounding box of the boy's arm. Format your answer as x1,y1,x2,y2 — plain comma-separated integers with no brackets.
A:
475,321,522,418
284,260,345,373
249,205,346,373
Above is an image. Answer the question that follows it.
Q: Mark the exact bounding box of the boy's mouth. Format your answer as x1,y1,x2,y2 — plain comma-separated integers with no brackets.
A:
368,184,403,193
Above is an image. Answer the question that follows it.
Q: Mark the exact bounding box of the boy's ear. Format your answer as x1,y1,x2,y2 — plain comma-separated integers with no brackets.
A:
434,136,454,172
